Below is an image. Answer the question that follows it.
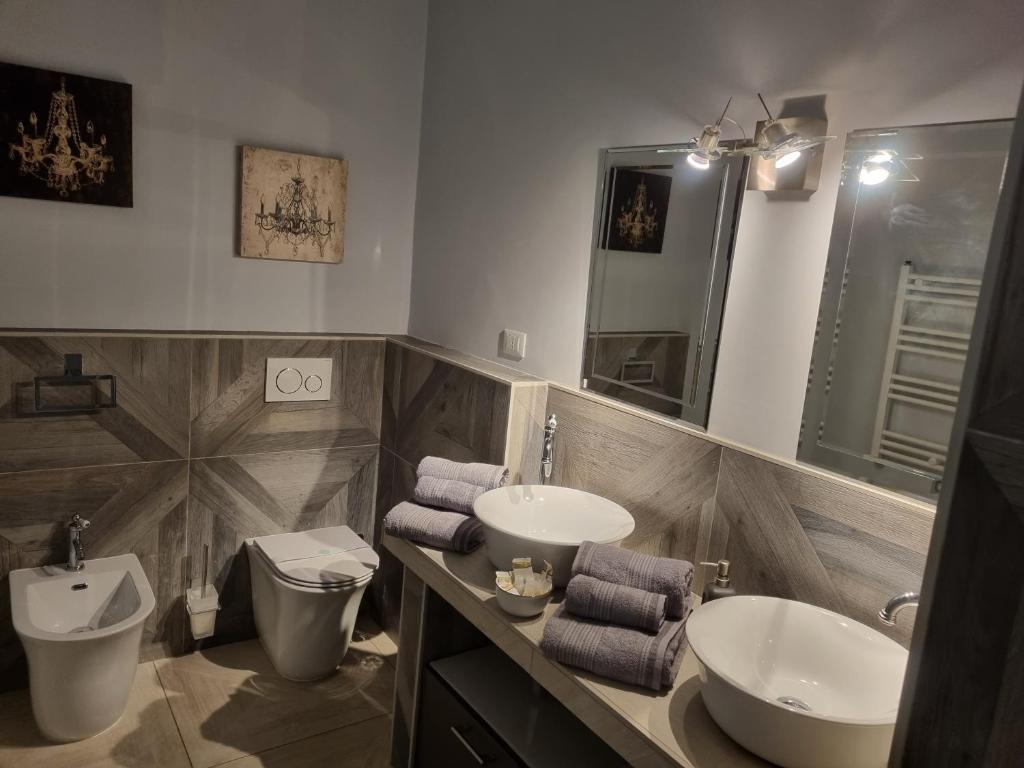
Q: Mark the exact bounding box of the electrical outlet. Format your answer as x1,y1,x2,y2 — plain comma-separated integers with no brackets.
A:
499,329,527,361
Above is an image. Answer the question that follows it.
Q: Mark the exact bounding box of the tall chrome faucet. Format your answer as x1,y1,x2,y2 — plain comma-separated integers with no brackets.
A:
541,414,557,483
879,591,919,626
67,514,91,571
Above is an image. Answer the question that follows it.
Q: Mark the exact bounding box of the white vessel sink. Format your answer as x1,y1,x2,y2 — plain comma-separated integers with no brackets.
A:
473,485,634,587
686,595,908,768
10,553,155,742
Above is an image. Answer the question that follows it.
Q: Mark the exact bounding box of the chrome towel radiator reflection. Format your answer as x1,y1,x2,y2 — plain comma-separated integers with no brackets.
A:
870,262,980,474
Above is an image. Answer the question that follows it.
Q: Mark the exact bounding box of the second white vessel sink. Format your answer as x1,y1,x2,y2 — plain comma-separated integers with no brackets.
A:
473,485,634,587
686,595,908,768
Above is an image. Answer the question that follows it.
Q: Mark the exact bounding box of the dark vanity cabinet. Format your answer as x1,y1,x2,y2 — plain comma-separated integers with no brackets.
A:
415,645,625,767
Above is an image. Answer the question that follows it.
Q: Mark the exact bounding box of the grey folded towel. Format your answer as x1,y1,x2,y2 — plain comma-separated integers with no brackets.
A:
540,600,692,691
383,501,483,553
416,456,508,491
571,541,693,620
413,475,484,515
565,574,666,633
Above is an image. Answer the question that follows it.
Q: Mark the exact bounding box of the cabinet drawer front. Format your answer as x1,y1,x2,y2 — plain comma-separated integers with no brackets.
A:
416,671,520,768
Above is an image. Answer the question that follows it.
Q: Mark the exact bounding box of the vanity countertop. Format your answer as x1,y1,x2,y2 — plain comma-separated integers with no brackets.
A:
383,535,774,768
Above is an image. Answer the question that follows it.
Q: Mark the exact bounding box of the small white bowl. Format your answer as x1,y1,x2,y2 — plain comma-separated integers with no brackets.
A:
494,581,552,618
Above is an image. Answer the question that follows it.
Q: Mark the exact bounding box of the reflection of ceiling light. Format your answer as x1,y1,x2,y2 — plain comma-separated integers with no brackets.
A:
859,163,891,185
774,150,801,168
868,150,893,163
687,153,712,170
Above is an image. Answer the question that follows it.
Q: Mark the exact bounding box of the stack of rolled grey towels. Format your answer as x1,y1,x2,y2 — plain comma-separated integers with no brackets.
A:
540,541,694,691
382,457,508,553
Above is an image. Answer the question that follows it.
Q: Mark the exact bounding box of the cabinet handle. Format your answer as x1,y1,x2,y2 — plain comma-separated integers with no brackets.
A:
449,725,487,765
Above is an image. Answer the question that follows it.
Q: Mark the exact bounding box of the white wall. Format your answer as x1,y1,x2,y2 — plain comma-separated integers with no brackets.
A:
0,0,427,334
408,0,1024,459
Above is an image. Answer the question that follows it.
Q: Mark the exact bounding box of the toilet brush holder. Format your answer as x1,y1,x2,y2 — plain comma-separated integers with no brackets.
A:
186,584,220,640
187,543,219,640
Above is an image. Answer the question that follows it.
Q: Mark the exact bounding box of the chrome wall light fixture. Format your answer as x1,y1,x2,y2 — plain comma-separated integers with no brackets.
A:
746,94,835,194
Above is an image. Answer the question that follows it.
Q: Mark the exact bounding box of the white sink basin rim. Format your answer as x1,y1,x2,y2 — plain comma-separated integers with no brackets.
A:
474,485,635,586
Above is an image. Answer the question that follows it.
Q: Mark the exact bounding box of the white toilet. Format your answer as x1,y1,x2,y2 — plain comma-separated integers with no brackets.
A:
247,525,379,681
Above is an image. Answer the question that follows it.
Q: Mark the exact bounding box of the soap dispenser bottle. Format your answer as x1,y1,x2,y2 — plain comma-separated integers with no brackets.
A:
700,560,735,602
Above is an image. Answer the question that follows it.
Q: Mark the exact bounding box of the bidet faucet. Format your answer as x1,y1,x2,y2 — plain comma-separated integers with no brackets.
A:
541,414,557,483
879,591,919,626
67,514,91,571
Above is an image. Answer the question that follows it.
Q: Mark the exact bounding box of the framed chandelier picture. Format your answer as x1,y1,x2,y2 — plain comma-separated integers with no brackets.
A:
602,168,671,254
239,146,347,264
1,61,132,207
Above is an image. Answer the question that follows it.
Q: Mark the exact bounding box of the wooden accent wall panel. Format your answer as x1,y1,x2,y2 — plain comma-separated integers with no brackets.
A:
0,460,188,689
547,387,933,647
547,388,722,593
713,449,929,645
0,336,190,472
381,341,510,468
191,338,382,457
374,340,516,632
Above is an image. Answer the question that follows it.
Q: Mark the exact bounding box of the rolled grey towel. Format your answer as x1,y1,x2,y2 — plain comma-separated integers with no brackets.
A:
383,501,483,553
416,456,508,491
413,475,484,515
571,541,693,620
540,600,692,691
565,574,666,633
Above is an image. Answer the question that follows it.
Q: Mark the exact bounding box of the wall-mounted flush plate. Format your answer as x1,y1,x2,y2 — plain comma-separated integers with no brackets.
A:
265,358,332,402
499,329,527,362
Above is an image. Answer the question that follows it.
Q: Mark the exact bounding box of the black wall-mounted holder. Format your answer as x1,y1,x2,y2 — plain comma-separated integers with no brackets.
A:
33,353,117,414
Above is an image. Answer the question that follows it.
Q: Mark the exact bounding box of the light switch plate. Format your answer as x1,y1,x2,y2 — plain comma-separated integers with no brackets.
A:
499,329,527,361
265,358,333,402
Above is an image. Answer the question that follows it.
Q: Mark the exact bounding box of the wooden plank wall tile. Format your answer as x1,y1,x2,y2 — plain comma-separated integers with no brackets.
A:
549,388,933,646
382,340,510,468
0,336,191,472
373,340,514,632
190,338,382,457
547,388,721,594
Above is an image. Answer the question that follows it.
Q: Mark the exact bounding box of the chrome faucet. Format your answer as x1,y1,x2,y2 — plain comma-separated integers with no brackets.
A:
541,414,557,483
67,514,91,571
879,591,919,626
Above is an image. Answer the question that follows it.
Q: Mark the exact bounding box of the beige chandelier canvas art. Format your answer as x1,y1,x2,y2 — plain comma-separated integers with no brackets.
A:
239,146,347,264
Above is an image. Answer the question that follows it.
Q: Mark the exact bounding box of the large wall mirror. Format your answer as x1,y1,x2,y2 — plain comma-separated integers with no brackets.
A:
582,146,748,426
799,119,1014,499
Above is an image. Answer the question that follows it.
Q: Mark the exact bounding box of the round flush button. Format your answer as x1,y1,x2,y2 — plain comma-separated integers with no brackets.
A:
304,374,323,393
275,367,303,394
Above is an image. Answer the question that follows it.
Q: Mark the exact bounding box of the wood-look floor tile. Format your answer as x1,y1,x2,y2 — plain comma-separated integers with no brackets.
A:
216,714,391,768
0,662,190,768
155,639,394,768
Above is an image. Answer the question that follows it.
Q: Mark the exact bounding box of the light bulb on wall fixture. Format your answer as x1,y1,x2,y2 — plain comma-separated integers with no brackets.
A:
774,150,801,168
687,153,712,170
684,97,733,171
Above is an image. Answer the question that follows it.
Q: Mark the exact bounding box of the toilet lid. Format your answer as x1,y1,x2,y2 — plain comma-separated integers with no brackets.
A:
253,526,379,587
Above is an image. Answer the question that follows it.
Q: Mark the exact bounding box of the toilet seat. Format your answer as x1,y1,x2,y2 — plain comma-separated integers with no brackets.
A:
252,527,379,589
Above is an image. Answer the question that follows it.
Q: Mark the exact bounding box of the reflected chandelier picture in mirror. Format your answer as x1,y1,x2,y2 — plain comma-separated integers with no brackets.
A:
798,119,1014,499
582,145,748,427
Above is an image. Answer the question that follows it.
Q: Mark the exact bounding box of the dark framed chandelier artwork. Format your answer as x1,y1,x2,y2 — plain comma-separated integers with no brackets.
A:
602,168,671,254
239,146,347,264
1,61,132,207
